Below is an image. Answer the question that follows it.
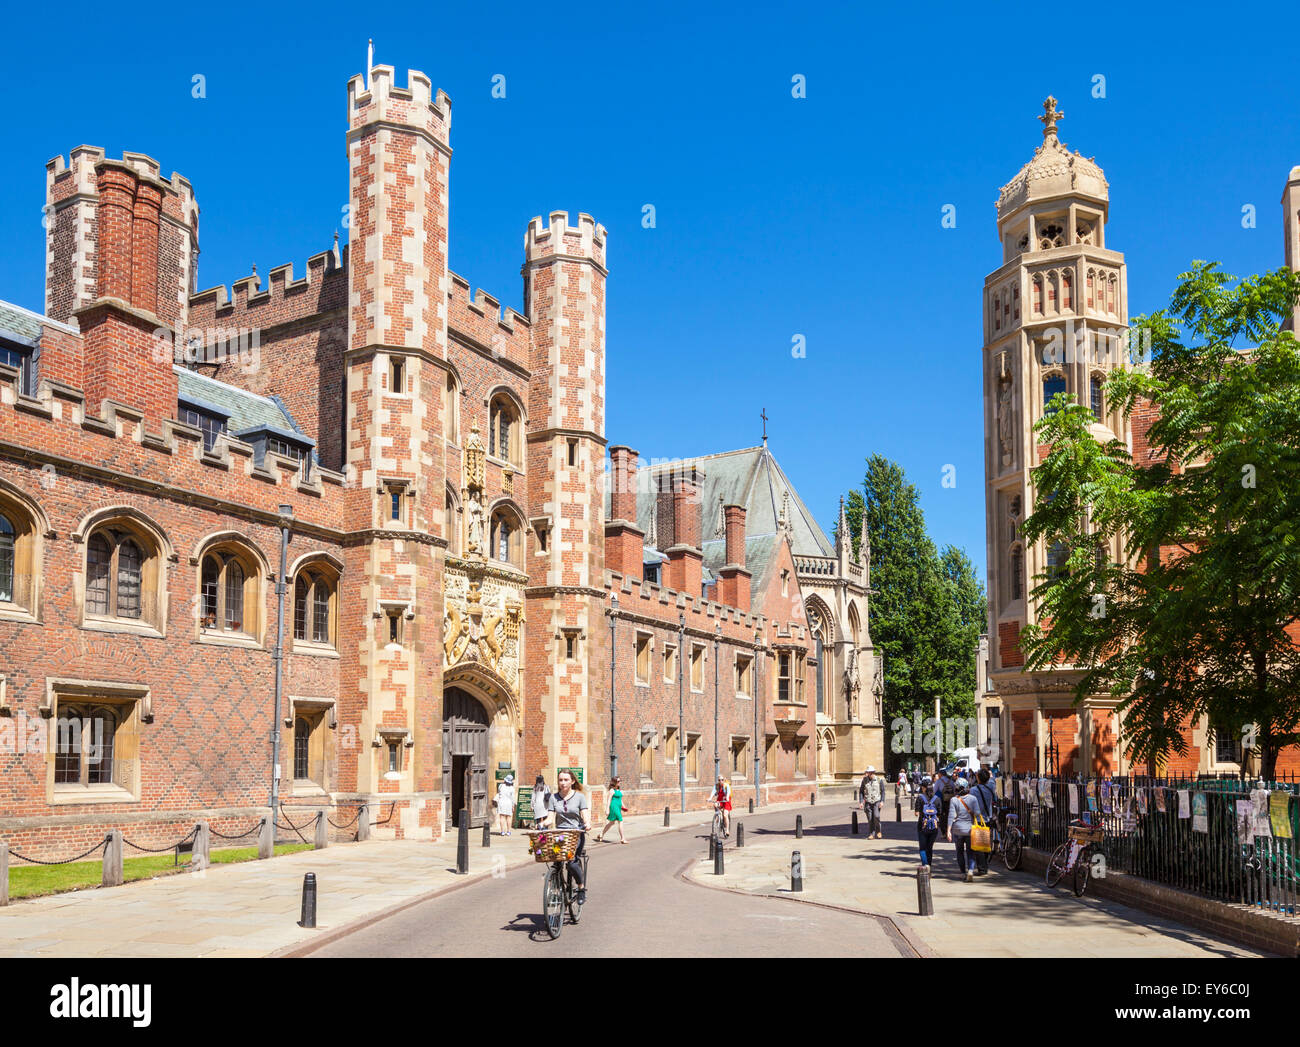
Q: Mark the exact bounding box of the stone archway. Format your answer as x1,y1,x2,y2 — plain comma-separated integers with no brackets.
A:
442,664,520,828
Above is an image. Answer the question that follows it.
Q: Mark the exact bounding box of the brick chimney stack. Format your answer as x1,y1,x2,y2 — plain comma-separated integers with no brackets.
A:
663,466,704,595
604,446,645,578
74,155,180,431
717,504,752,611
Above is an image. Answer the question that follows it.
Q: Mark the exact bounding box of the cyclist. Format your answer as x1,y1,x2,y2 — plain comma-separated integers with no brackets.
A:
539,769,591,904
708,775,733,838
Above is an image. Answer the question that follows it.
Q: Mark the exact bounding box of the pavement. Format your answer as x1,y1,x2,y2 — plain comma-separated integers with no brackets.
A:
0,800,803,958
683,806,1274,958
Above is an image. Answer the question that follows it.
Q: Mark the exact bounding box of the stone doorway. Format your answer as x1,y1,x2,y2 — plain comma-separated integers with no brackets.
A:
443,687,489,827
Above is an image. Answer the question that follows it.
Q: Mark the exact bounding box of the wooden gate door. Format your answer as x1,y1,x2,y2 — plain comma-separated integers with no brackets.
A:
443,688,490,827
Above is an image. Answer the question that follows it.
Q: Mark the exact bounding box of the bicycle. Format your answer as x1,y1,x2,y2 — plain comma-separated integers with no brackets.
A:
993,801,1024,871
710,802,727,842
527,828,589,939
1046,819,1104,897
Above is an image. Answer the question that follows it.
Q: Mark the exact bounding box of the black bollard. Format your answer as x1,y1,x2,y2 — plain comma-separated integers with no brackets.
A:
482,821,491,848
456,809,469,874
736,822,744,847
664,806,670,827
852,810,859,835
709,833,716,860
714,839,724,875
748,798,754,814
917,864,934,916
298,872,317,928
791,850,803,892
795,814,803,839
810,792,816,805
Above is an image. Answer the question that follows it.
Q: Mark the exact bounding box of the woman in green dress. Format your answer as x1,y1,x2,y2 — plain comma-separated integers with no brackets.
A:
594,776,629,843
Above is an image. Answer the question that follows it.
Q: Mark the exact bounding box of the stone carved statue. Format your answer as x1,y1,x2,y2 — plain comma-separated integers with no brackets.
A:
997,373,1014,468
467,491,485,554
872,656,884,724
843,652,862,722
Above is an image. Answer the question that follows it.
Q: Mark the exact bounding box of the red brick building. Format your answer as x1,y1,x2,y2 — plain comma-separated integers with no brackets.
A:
0,62,829,859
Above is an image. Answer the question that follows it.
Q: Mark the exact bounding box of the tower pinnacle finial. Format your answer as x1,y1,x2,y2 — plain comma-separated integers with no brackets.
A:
366,39,374,90
1039,96,1063,139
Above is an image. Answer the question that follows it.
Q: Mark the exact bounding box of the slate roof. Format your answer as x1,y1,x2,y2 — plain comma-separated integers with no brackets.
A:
175,367,311,450
605,444,835,595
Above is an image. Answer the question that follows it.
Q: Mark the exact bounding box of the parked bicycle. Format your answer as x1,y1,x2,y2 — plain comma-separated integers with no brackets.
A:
527,828,589,939
993,800,1024,870
1046,818,1104,897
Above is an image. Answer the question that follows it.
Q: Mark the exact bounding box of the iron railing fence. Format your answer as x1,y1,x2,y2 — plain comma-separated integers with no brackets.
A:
996,772,1299,917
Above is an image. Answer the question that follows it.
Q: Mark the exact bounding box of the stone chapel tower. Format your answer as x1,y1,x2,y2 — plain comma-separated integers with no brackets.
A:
981,98,1131,775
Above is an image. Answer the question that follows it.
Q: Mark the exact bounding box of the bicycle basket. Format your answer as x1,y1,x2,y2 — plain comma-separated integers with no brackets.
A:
1068,822,1105,844
526,829,581,863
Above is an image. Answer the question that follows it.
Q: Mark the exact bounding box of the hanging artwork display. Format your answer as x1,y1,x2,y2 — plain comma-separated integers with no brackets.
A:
1193,792,1209,833
1177,790,1190,818
1234,798,1252,841
1269,792,1293,839
1086,780,1098,812
1249,788,1272,839
1136,788,1148,816
1100,780,1113,815
1068,783,1079,814
1154,788,1167,813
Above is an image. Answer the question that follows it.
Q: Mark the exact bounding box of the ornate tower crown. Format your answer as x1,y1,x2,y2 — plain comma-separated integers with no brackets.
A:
996,95,1108,220
1038,96,1063,139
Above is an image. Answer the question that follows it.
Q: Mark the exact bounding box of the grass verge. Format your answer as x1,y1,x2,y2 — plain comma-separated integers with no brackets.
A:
7,843,314,900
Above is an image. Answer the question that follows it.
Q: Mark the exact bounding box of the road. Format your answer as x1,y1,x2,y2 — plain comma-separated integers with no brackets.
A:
308,803,912,957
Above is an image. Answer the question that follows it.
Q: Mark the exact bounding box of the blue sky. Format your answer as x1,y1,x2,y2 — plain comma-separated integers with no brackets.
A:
2,1,1298,587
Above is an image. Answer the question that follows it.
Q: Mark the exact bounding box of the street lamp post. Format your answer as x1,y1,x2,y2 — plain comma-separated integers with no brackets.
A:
608,592,619,781
678,612,686,813
713,622,721,785
270,503,294,817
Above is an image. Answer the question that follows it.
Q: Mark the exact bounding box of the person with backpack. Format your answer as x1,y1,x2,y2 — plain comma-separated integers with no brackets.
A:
970,768,997,876
933,769,954,835
914,784,940,866
947,781,979,882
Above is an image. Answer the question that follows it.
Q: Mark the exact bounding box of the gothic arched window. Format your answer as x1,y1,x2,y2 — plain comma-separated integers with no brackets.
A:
1062,270,1073,310
293,565,338,648
1042,374,1067,417
1090,373,1105,421
1010,545,1024,601
1047,541,1070,581
488,394,520,467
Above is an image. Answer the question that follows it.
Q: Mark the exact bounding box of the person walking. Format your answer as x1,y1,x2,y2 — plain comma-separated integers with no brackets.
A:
530,773,551,828
594,776,629,843
932,768,950,834
494,774,516,836
970,768,996,876
860,766,884,839
947,781,978,882
914,783,940,866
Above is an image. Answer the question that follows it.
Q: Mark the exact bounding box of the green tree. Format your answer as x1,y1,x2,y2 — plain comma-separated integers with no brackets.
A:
842,456,986,756
1019,262,1300,778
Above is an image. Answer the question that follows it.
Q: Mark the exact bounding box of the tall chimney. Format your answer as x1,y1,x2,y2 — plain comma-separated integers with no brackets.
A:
663,466,704,595
718,504,752,611
604,446,645,578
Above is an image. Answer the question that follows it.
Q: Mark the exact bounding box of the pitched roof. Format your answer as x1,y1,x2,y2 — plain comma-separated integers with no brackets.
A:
175,368,312,452
605,443,834,595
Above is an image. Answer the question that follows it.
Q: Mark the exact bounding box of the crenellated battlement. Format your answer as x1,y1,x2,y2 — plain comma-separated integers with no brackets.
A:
446,271,530,364
524,211,607,269
189,243,347,329
347,65,451,145
0,359,347,508
45,147,198,227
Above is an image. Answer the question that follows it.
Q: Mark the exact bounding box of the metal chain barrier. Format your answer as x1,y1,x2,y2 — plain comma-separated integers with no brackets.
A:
7,834,110,866
373,802,396,826
208,819,265,841
327,808,362,830
276,808,316,844
122,825,199,854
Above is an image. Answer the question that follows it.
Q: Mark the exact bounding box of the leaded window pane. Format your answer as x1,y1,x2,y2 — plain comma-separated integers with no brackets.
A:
116,539,143,619
224,560,245,631
313,581,330,644
54,706,83,784
201,557,220,627
294,576,309,640
87,534,112,615
0,513,13,603
87,707,116,785
294,718,310,779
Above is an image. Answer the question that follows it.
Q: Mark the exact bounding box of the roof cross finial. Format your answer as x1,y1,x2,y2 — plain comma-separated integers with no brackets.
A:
1039,96,1063,139
760,407,769,445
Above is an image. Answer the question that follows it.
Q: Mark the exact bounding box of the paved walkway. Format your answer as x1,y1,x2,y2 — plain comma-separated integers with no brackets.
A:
683,812,1272,957
0,802,775,957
